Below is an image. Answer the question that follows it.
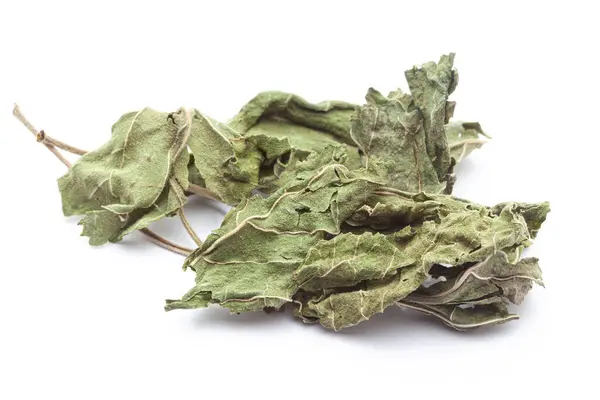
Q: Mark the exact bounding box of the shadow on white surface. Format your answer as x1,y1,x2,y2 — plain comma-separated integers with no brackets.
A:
184,302,521,343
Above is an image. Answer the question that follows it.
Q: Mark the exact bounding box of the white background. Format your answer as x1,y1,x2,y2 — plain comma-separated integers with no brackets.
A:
0,1,597,398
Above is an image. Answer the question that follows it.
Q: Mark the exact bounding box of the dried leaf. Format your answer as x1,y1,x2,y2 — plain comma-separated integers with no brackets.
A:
166,149,383,313
293,232,414,291
491,201,550,239
59,108,190,215
350,88,446,193
398,301,519,330
306,266,428,331
446,121,490,163
229,91,358,150
407,251,543,305
405,53,458,184
59,108,191,244
187,110,292,204
292,189,542,330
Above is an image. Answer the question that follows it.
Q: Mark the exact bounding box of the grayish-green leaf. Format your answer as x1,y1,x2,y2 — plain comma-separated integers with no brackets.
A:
306,266,428,331
187,110,292,205
59,107,190,216
79,153,189,245
166,152,383,313
59,108,191,244
229,91,358,150
407,251,543,305
293,232,414,291
405,53,458,184
398,301,518,330
350,88,446,193
446,121,490,163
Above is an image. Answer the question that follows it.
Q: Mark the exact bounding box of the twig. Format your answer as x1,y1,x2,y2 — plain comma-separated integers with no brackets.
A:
187,183,221,202
13,104,73,168
37,131,88,155
13,105,88,155
178,208,203,246
140,228,193,257
13,104,193,257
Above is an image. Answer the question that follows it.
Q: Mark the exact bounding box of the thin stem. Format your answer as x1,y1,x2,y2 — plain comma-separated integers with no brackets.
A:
178,208,203,246
13,104,88,156
140,228,193,256
187,183,221,202
41,133,88,155
13,104,193,257
13,104,72,168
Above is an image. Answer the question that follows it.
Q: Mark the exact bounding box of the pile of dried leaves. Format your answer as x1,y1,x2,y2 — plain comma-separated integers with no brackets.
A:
15,53,549,331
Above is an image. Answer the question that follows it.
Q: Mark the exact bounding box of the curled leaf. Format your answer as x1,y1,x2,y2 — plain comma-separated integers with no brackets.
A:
397,301,519,330
407,251,543,306
350,88,445,193
293,232,414,291
59,108,191,244
405,53,458,185
187,111,291,205
166,149,383,313
306,266,428,331
229,91,358,150
446,121,490,163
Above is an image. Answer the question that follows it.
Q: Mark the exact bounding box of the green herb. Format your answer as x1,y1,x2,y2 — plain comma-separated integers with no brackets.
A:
13,53,549,331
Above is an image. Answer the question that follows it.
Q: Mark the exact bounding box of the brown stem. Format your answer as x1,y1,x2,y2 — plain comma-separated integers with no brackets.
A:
178,208,202,246
140,228,193,256
13,105,88,156
13,104,193,257
13,104,72,168
41,133,88,155
187,183,221,202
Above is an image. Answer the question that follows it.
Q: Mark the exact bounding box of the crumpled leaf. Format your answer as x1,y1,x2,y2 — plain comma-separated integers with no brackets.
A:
304,266,428,331
229,91,358,151
58,108,191,244
397,301,518,330
350,88,445,193
292,189,542,330
405,53,458,185
446,121,490,163
166,147,383,313
293,232,414,291
257,143,350,194
230,92,362,194
347,189,547,246
349,54,459,194
491,201,550,239
406,251,543,306
187,110,291,205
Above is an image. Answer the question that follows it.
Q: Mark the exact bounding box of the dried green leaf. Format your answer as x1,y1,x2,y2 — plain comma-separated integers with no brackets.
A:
229,91,358,150
407,251,543,306
58,108,191,244
398,301,518,330
405,53,458,184
166,151,383,313
230,92,363,193
491,201,550,239
293,232,414,291
446,121,490,163
306,266,428,331
59,108,190,216
350,88,446,193
187,110,291,204
79,154,189,245
292,191,540,330
348,190,543,251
